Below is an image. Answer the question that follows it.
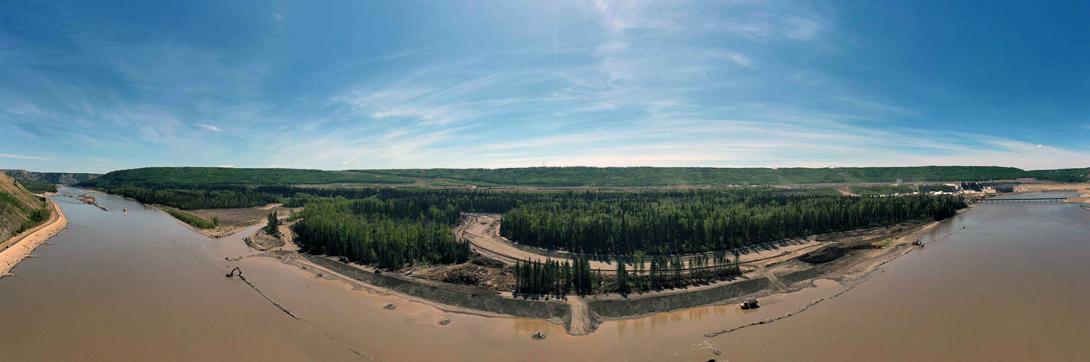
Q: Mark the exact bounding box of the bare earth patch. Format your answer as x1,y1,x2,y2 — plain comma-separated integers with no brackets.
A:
188,205,299,238
1015,183,1090,204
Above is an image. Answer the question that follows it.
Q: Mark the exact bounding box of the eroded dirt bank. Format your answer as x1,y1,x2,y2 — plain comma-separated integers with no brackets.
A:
305,255,571,322
588,278,770,319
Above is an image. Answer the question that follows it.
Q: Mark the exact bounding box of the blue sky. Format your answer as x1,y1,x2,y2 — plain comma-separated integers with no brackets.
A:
2,0,1089,173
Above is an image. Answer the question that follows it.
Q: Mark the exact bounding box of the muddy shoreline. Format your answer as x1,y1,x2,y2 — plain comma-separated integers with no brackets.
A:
285,214,946,335
118,186,963,336
305,256,571,321
588,277,771,319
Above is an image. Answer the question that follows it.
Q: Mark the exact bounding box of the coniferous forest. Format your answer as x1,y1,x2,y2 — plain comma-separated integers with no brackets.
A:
500,194,965,255
291,198,470,269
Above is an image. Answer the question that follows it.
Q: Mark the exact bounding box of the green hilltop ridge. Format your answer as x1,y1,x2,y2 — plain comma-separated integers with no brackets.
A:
364,166,1089,186
82,167,414,188
82,166,1090,189
2,169,100,193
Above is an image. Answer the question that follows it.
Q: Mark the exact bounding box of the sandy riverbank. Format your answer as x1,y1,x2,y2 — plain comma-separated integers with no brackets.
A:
152,204,292,239
0,199,68,277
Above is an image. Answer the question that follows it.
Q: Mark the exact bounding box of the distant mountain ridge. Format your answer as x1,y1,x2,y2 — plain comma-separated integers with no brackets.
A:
81,166,1090,189
2,169,99,185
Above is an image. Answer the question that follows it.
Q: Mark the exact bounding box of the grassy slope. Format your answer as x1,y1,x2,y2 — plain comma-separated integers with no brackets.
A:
0,174,48,241
158,206,217,229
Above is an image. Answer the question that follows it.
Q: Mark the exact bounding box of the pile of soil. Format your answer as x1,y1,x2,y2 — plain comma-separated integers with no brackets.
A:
245,229,285,251
417,263,514,290
470,256,506,268
798,244,879,265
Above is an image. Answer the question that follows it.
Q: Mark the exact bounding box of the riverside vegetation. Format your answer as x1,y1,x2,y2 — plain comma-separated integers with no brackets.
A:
75,166,1050,297
0,174,52,240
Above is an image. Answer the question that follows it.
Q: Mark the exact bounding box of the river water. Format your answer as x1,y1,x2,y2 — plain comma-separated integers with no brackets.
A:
0,189,1087,361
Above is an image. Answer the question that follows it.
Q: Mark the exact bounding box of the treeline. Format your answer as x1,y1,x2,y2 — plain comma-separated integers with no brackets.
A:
161,207,218,229
84,166,1087,191
515,253,742,297
82,167,412,188
501,194,966,255
365,166,1062,186
105,187,279,209
17,179,58,193
514,257,595,297
18,207,51,232
639,253,741,291
291,199,469,269
850,185,913,196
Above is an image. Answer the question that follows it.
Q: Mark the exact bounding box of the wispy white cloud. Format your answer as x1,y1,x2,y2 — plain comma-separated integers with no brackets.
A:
3,1,1086,173
196,123,223,132
0,153,50,160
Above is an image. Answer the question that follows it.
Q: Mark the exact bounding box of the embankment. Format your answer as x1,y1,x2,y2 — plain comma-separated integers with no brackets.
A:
588,277,770,319
305,256,571,322
0,199,68,276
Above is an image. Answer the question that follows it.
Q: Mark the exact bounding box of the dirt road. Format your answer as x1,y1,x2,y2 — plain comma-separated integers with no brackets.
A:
459,213,827,272
567,297,593,335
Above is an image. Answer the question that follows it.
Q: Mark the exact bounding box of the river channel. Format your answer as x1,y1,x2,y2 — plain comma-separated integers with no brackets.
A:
1,189,1085,361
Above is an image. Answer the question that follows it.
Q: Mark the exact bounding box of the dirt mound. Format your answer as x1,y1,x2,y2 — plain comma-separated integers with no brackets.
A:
416,262,514,290
798,245,879,265
245,229,285,251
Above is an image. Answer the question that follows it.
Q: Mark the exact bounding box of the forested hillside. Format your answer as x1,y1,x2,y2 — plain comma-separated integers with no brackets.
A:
82,167,413,188
292,197,470,269
363,166,1071,186
2,169,100,193
85,166,1088,190
1023,168,1090,183
0,174,50,242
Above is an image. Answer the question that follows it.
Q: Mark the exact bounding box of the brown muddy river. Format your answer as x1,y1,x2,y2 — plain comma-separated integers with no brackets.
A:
1,189,1088,361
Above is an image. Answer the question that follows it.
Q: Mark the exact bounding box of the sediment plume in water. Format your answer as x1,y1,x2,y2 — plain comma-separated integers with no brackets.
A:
704,284,856,338
705,246,915,339
230,269,301,320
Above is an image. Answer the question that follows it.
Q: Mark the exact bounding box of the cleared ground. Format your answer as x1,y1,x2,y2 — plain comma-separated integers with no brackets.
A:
187,204,297,238
458,213,914,273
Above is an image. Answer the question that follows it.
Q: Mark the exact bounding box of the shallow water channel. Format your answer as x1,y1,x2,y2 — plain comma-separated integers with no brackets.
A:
0,189,1086,361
